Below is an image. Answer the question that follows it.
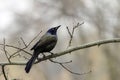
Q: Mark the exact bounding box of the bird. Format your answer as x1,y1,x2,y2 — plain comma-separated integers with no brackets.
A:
25,25,61,73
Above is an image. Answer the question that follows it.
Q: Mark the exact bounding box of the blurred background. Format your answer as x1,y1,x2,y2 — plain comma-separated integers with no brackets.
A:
0,0,120,80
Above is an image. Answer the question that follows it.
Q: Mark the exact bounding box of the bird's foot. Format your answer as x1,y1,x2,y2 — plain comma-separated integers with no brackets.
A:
49,52,54,55
41,53,46,58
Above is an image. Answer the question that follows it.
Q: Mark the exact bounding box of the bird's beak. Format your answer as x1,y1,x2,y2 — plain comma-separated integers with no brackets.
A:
56,25,61,29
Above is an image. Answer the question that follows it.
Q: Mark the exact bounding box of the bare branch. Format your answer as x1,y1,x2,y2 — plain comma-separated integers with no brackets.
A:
60,63,91,75
74,22,84,29
49,59,90,75
49,59,72,64
0,38,119,66
35,38,120,63
0,37,120,77
0,44,32,58
66,27,72,38
20,37,27,47
27,31,42,46
2,65,8,80
8,30,42,59
0,37,119,80
0,62,26,66
8,47,32,59
3,39,11,63
67,22,84,47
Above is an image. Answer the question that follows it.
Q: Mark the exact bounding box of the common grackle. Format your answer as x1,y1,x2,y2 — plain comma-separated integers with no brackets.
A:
25,25,61,73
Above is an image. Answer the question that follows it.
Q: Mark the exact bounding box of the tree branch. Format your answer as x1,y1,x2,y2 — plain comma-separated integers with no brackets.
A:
66,22,84,47
2,65,8,80
20,37,27,47
3,39,11,63
8,30,42,59
0,38,119,66
49,59,85,75
36,38,120,63
59,63,91,75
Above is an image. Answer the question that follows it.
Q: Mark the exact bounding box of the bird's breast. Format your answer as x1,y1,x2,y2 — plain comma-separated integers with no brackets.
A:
34,34,57,52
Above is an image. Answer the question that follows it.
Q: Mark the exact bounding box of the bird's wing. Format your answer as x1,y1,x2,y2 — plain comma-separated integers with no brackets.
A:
31,33,57,50
31,41,40,50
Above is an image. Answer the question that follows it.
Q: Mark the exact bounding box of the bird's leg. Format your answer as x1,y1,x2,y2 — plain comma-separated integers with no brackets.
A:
49,52,54,55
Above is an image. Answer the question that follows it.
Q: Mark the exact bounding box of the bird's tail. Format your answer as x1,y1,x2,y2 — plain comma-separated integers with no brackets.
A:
25,52,37,73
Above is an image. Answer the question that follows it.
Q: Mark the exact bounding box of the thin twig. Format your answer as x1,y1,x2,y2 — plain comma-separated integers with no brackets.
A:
8,47,32,59
20,37,27,47
67,22,84,47
23,56,30,60
49,59,90,75
49,59,72,64
74,22,84,29
9,31,42,59
11,53,21,58
3,39,11,63
27,31,42,46
66,27,72,38
0,44,32,57
2,65,8,80
60,63,91,75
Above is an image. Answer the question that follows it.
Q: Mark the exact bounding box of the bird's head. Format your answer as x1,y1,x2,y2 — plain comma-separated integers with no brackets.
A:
47,25,61,35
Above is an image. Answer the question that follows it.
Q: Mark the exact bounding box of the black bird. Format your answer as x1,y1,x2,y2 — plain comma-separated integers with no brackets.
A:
25,25,61,73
